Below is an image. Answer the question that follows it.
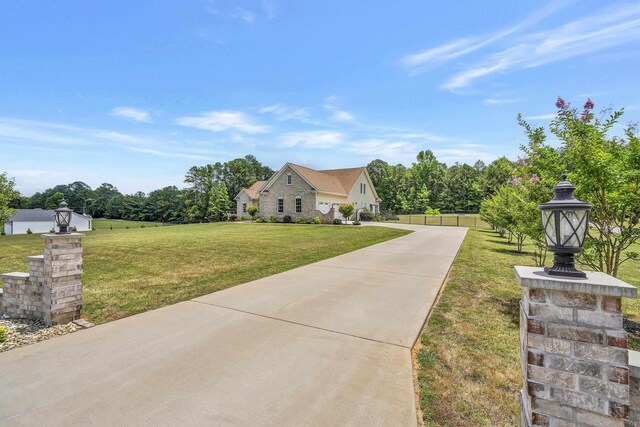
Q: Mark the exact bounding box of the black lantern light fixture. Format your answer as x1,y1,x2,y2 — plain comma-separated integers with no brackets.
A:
54,200,73,234
538,172,591,278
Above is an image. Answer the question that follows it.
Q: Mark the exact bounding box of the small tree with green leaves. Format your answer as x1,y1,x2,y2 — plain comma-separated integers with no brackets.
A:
0,172,16,228
247,205,258,217
338,203,355,223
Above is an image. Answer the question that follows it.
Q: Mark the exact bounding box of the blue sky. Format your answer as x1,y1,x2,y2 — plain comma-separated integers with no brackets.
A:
1,1,639,195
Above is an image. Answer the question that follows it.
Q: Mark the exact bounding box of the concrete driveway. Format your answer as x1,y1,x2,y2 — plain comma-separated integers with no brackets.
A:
0,224,467,426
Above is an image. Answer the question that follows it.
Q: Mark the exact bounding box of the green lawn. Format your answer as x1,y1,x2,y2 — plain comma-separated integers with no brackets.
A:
396,213,490,228
0,223,409,324
92,219,161,229
416,228,640,426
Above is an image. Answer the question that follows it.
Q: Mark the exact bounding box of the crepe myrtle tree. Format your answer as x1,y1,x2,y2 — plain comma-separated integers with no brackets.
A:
518,97,640,276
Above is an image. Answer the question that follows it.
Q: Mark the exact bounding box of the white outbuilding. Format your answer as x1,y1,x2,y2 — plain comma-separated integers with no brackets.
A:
3,209,92,235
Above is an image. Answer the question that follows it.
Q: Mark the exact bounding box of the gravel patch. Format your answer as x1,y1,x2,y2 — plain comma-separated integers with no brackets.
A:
0,317,79,353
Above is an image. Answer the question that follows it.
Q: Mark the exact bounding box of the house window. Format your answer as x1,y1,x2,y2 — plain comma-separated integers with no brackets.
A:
278,198,284,213
295,197,302,213
242,203,247,213
287,173,292,185
360,183,366,194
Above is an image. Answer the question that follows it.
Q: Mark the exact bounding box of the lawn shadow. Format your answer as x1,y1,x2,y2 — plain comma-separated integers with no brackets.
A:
497,295,521,328
489,247,534,256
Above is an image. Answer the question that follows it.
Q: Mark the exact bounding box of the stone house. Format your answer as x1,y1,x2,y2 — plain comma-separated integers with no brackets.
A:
235,163,381,221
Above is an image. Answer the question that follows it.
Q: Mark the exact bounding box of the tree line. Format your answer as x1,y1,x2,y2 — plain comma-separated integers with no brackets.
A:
3,155,273,224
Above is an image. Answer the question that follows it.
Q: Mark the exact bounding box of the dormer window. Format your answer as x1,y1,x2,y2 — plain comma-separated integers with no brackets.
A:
287,173,292,185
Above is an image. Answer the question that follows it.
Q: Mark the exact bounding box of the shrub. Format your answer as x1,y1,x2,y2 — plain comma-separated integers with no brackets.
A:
92,227,95,231
312,216,321,224
282,215,292,223
353,220,361,225
359,210,373,221
141,225,146,228
228,214,238,222
110,226,113,230
267,215,277,223
333,218,343,225
0,326,6,343
296,217,306,224
256,217,265,223
374,214,386,222
126,226,130,229
0,231,5,236
49,229,55,233
26,228,33,234
247,205,259,217
425,206,441,215
250,216,257,221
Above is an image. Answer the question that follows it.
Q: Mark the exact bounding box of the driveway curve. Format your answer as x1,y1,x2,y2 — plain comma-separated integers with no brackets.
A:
0,224,467,426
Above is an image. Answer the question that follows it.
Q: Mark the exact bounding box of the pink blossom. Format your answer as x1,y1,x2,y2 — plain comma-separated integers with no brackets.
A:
529,174,540,184
584,98,594,110
511,177,523,185
517,157,527,166
555,97,568,109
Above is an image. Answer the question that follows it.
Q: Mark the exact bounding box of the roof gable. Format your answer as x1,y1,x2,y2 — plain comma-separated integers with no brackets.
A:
258,163,374,197
318,167,365,194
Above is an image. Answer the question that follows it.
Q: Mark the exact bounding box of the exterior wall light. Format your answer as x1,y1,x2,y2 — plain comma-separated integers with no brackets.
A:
538,172,591,278
54,200,73,234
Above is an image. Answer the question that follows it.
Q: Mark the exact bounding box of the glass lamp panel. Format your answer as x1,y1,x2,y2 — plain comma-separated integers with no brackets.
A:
61,212,71,226
559,210,581,247
542,210,556,246
574,209,588,245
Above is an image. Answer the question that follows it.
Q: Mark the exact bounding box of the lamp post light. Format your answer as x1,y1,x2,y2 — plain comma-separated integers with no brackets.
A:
54,200,73,234
538,172,591,278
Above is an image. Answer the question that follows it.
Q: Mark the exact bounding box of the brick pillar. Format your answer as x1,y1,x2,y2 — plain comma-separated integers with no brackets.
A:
0,272,42,319
42,233,85,326
515,266,638,427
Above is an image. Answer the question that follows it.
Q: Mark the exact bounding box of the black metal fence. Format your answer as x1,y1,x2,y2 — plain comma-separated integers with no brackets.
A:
389,214,490,228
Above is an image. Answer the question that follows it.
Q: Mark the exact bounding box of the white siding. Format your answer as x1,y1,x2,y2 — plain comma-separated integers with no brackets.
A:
8,220,55,234
347,172,379,213
4,213,91,235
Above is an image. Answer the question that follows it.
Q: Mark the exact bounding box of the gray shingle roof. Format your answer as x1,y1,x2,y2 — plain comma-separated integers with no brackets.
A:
7,209,55,222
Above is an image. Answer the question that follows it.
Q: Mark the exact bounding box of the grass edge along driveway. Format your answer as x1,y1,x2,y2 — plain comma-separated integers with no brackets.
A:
414,227,640,426
0,222,409,324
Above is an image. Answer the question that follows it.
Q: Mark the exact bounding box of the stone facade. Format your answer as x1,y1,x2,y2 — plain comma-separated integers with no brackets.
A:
629,351,640,426
1,233,85,326
0,272,42,319
515,266,638,426
236,192,258,219
259,164,317,220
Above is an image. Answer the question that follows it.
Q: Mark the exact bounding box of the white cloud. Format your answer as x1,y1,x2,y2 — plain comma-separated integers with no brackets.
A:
176,111,270,134
401,1,566,75
442,3,640,89
128,147,213,161
484,98,519,105
259,104,311,122
281,131,343,148
110,107,151,123
234,7,255,23
525,113,556,120
332,111,354,122
346,139,418,159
